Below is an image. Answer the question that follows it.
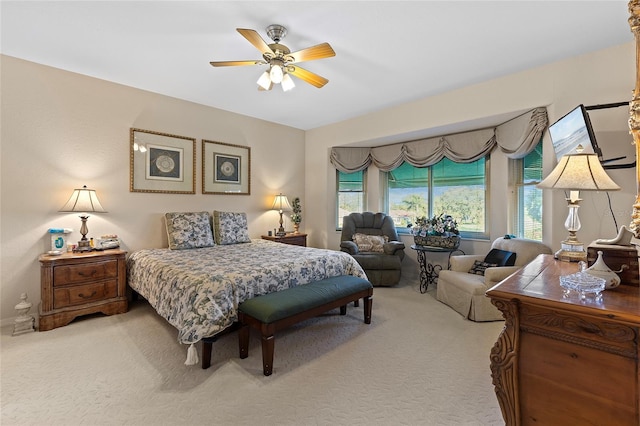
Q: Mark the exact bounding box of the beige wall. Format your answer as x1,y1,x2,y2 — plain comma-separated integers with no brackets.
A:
1,41,637,323
0,55,305,322
305,42,637,276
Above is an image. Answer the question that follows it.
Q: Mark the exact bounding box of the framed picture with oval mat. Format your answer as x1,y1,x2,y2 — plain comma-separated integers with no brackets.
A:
202,140,251,195
129,128,196,194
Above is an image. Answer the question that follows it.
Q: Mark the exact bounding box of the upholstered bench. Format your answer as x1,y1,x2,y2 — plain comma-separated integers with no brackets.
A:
238,275,373,376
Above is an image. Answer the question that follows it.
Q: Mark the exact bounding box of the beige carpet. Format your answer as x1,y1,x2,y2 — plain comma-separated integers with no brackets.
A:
1,278,505,426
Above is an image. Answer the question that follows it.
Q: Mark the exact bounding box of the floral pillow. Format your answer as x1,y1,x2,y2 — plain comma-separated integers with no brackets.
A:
352,233,388,253
165,211,215,250
468,260,498,276
213,211,251,245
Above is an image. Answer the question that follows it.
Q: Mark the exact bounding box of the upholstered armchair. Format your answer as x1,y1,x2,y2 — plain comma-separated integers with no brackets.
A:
436,236,552,321
340,212,405,287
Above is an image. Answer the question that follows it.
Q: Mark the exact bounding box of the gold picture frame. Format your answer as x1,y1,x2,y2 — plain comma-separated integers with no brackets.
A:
202,140,251,195
130,128,196,194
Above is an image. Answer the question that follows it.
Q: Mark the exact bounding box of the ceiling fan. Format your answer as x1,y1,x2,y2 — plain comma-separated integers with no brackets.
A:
210,24,335,91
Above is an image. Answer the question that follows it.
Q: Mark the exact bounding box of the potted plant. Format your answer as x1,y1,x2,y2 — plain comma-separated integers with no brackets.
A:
291,197,302,234
411,214,460,249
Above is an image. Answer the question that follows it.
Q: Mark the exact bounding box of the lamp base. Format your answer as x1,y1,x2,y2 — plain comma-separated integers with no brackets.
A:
75,239,93,252
555,247,587,262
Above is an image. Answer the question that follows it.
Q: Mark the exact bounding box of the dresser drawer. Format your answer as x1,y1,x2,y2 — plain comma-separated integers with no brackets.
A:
53,260,118,285
53,279,117,309
281,236,305,246
520,304,638,358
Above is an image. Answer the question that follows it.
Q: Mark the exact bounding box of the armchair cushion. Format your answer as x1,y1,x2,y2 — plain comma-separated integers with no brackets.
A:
484,248,516,266
484,266,521,286
352,233,387,252
450,255,485,272
468,260,498,276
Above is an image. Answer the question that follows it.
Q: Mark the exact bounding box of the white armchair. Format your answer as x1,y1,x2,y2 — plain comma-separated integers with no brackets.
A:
436,237,552,321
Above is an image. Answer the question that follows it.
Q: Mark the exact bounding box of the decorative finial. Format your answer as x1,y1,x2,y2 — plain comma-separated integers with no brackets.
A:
13,293,35,336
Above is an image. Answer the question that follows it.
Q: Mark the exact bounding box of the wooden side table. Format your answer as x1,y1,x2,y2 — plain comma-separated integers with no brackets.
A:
261,233,307,247
39,249,128,331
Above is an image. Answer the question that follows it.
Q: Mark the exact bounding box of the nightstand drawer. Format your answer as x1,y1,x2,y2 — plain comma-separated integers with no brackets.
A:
262,233,307,247
53,279,117,309
53,260,118,285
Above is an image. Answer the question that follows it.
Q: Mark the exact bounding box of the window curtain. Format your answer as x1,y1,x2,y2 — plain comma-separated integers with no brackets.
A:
329,147,372,173
495,107,548,159
330,107,548,172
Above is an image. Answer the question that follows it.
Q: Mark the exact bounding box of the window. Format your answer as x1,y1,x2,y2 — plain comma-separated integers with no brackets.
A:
386,157,487,237
387,162,429,230
510,141,543,240
336,170,365,229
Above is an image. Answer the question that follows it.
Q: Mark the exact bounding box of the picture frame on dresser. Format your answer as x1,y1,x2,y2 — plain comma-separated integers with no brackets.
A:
130,128,196,194
202,140,251,195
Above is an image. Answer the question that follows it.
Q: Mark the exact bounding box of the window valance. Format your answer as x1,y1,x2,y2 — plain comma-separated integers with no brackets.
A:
330,107,548,172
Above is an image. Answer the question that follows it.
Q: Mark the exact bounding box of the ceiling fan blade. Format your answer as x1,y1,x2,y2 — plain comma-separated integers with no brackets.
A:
286,43,335,63
289,66,329,88
237,28,274,56
209,60,262,67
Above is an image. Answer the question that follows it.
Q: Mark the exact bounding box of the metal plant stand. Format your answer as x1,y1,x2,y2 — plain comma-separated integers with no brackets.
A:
411,244,465,293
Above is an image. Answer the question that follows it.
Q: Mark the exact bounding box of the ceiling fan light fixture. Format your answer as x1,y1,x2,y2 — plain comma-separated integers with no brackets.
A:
257,70,271,90
211,25,334,91
281,73,295,92
269,64,283,84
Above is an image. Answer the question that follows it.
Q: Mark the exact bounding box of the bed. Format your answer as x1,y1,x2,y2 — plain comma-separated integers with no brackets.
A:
127,211,367,364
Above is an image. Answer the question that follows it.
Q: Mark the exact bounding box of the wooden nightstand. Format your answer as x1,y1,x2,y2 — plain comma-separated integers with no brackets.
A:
38,249,128,331
262,233,307,247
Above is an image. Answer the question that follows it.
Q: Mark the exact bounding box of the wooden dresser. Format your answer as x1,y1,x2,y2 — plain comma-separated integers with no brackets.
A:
486,254,639,425
39,249,128,331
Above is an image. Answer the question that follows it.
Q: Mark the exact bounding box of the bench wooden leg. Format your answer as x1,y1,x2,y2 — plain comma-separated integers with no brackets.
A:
202,338,214,369
340,304,347,315
354,299,359,307
363,296,372,324
239,324,249,359
261,334,275,376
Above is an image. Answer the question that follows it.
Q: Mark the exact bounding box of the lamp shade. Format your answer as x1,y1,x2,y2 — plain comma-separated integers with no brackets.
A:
537,153,620,191
257,71,271,90
281,73,295,92
271,193,292,212
269,64,284,84
59,185,107,213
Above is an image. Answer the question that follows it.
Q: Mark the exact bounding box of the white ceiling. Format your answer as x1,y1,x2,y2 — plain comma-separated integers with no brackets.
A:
0,1,634,131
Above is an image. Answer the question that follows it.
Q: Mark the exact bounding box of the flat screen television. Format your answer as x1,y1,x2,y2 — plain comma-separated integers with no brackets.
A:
548,104,601,161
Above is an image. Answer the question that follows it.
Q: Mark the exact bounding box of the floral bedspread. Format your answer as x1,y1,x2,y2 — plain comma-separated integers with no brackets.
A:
127,239,367,344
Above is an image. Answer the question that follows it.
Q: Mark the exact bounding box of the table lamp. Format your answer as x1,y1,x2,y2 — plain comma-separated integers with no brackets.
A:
537,146,620,262
271,193,292,237
59,185,107,252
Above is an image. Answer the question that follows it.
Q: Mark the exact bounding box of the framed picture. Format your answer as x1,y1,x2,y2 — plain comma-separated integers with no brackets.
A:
130,128,195,194
202,140,251,195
